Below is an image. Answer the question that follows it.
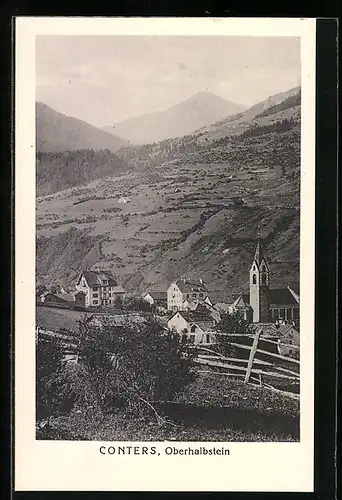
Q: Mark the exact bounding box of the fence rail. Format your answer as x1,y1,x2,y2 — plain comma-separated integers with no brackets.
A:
195,328,300,398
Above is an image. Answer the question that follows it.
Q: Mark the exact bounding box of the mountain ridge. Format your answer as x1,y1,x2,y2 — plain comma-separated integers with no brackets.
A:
36,102,128,153
102,91,245,145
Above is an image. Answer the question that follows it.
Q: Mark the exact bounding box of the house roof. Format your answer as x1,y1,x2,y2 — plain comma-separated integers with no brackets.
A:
145,291,167,301
86,313,145,327
112,286,126,294
79,270,119,288
234,288,299,308
268,288,299,306
277,323,299,335
174,279,208,294
169,310,213,324
250,322,299,338
250,323,281,338
214,303,231,312
55,293,75,303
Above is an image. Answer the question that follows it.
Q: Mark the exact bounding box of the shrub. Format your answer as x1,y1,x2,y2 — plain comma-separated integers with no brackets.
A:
75,316,197,420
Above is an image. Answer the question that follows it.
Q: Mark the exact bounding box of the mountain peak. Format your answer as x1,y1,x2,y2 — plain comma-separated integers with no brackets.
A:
103,92,245,145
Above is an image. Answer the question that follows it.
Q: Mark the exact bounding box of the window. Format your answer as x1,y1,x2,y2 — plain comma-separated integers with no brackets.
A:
93,300,98,305
261,275,266,284
186,294,189,298
280,309,285,320
199,293,204,298
293,308,299,319
252,274,257,284
206,334,210,343
93,293,98,298
190,324,196,333
93,287,98,292
192,293,197,298
189,335,195,343
274,309,279,320
287,309,293,320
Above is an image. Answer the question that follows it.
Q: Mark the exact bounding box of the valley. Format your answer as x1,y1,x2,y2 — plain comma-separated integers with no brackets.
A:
36,88,300,302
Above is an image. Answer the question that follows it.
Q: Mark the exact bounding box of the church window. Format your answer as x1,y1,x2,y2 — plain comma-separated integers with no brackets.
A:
261,275,266,284
252,274,257,284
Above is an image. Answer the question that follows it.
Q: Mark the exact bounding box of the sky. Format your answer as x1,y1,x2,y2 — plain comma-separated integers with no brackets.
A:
36,36,301,127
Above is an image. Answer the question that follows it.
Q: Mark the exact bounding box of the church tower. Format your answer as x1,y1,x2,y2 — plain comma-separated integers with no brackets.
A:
249,239,270,323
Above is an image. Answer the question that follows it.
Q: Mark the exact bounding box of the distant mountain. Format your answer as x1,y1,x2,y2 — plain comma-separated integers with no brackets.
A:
196,86,301,143
36,102,127,153
102,91,245,145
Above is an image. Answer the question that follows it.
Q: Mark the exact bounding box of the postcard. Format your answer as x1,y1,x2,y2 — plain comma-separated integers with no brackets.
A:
15,17,316,491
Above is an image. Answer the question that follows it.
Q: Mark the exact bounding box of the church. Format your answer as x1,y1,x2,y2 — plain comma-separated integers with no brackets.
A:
228,239,300,327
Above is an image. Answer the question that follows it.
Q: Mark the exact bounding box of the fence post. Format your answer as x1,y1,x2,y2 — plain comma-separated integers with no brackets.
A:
244,329,261,384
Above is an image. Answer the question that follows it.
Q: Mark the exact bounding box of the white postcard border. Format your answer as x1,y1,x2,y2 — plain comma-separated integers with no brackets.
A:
15,17,316,492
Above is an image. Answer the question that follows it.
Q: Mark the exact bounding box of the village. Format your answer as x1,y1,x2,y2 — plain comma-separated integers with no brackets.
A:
36,239,300,358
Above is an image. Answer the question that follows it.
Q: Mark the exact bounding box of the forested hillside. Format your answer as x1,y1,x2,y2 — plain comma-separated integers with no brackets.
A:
37,149,127,196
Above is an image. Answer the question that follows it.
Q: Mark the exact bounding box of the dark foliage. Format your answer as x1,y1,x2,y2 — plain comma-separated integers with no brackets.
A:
36,337,76,423
36,149,126,196
214,310,252,357
75,316,197,417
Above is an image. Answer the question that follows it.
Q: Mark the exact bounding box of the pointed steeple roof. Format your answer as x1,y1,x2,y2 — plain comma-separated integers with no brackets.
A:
253,238,265,266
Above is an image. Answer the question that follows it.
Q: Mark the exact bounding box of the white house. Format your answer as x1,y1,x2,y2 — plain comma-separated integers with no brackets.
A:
167,311,216,345
167,278,209,312
75,269,126,308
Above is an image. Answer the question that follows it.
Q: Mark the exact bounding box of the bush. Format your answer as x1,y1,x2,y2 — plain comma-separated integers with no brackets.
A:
214,311,252,357
75,316,197,419
36,337,76,424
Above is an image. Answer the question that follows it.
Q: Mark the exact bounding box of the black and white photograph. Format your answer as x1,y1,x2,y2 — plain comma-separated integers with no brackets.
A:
35,33,302,443
15,17,316,492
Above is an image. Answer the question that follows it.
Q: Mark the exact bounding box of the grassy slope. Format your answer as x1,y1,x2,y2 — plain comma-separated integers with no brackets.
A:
38,373,299,442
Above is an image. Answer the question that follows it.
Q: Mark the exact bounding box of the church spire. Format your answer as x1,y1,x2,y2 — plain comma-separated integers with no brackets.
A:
253,238,264,266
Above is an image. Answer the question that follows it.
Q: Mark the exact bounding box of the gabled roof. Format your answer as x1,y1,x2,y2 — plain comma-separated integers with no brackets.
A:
235,289,299,307
233,293,251,309
78,270,118,288
277,323,299,335
250,322,299,338
250,323,280,338
173,279,208,294
55,293,75,303
268,288,299,306
214,303,231,312
169,310,213,324
144,291,167,301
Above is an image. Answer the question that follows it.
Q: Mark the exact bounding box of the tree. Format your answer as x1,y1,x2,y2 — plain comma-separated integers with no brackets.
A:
36,336,75,426
76,316,196,422
214,310,252,357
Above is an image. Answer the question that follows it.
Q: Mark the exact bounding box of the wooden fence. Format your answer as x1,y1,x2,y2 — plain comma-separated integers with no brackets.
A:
37,326,300,400
194,330,300,400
